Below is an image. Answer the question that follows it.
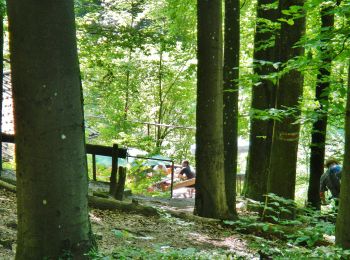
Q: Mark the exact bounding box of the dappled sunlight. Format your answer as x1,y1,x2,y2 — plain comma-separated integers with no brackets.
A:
89,212,102,223
189,231,253,258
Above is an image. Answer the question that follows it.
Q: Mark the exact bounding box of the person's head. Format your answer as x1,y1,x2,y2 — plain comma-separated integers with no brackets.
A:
330,165,342,175
182,160,189,167
325,158,339,168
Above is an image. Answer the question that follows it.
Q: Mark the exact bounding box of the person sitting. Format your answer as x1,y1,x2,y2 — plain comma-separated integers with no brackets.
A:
177,160,196,198
320,158,342,207
178,160,195,180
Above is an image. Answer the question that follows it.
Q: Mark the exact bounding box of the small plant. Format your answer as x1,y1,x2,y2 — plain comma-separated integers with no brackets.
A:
262,193,296,222
127,160,166,195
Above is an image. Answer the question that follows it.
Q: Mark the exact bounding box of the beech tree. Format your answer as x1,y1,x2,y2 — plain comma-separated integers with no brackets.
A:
7,0,93,258
223,0,240,216
267,0,306,202
195,0,231,219
244,0,278,202
0,1,4,172
308,4,335,210
336,61,350,249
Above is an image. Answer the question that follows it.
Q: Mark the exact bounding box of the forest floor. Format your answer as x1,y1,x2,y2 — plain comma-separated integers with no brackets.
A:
0,170,340,259
0,170,260,259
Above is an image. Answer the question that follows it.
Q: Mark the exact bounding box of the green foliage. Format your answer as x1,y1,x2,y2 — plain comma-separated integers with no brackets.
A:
223,195,346,259
261,193,296,222
125,161,170,197
76,0,197,161
74,0,350,209
2,161,15,171
87,157,111,182
127,164,158,193
250,238,350,259
226,194,337,254
87,244,242,259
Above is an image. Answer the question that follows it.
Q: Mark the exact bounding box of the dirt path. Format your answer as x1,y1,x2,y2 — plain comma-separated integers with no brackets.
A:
0,187,258,259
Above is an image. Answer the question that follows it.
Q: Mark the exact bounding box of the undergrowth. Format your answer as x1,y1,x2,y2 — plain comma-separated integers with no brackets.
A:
225,194,349,259
87,246,243,260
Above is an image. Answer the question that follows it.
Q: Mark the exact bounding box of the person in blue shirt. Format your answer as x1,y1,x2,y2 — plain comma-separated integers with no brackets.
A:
320,158,342,207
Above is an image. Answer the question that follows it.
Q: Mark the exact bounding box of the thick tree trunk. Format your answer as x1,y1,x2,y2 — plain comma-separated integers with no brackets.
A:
195,0,231,219
244,0,278,202
336,61,350,248
223,0,240,216
0,6,4,173
267,0,305,202
307,5,334,210
7,1,93,259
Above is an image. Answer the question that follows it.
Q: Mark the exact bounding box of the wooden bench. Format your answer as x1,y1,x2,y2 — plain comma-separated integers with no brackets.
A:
173,178,195,189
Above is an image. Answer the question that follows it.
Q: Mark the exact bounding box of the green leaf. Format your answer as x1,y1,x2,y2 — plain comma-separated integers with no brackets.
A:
262,225,269,231
112,229,124,238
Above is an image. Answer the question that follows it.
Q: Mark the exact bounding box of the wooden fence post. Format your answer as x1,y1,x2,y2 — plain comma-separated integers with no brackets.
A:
109,144,119,195
170,161,174,198
92,154,97,181
115,166,126,200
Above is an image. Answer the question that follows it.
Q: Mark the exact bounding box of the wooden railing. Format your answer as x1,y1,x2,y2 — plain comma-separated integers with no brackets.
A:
0,133,128,196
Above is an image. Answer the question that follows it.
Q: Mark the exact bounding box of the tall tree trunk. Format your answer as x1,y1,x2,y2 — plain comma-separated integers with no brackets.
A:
267,0,306,201
223,0,240,216
156,46,164,149
0,4,4,173
336,61,350,249
307,5,334,210
244,0,278,202
7,1,93,258
195,0,231,219
123,4,135,121
124,50,132,121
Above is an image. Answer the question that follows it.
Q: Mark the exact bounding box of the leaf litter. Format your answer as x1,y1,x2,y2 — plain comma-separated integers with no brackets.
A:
0,188,258,259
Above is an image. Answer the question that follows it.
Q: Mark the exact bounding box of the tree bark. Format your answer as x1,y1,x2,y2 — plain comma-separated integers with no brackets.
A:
223,0,240,216
88,196,159,217
307,5,334,210
267,0,305,202
109,144,119,195
244,0,278,202
0,4,4,173
335,61,350,249
195,0,231,219
0,179,16,192
7,1,93,258
115,166,127,200
156,46,164,149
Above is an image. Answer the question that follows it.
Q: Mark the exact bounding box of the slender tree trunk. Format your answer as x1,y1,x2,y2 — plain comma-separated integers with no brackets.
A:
335,61,350,249
195,0,231,219
156,45,164,149
223,0,239,216
123,7,135,121
244,0,278,202
124,50,132,120
267,0,306,201
307,5,334,210
7,1,93,258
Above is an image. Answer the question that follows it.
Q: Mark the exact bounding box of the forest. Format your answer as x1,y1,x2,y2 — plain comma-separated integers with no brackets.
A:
1,0,350,259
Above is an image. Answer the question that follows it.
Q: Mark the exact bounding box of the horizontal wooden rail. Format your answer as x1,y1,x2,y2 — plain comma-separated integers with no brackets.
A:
1,133,176,198
0,133,127,158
